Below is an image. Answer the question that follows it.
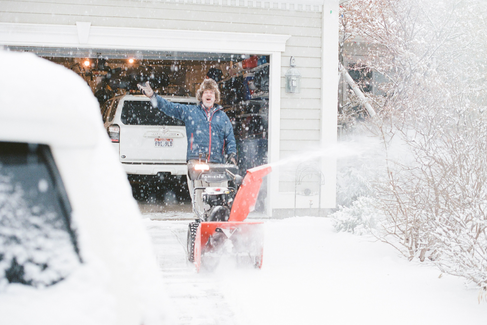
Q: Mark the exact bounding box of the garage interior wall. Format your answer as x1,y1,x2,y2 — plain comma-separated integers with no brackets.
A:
0,0,338,215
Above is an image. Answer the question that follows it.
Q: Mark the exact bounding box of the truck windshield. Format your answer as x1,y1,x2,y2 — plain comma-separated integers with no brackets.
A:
121,101,185,126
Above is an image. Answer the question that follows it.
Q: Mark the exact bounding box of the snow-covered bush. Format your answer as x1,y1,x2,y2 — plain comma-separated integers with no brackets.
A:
340,0,487,288
332,196,383,235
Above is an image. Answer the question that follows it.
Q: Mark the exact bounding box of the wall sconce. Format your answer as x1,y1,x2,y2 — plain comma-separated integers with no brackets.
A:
285,56,301,93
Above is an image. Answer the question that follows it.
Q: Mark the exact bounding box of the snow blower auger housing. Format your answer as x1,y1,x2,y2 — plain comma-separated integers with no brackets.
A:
186,162,272,272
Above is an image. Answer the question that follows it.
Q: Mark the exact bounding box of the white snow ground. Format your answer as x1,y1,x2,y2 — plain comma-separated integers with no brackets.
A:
144,210,487,325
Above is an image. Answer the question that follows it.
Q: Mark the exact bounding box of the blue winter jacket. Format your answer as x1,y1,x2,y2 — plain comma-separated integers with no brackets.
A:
152,95,237,163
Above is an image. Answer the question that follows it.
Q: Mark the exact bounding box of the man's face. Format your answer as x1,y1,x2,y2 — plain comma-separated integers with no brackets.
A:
202,89,216,108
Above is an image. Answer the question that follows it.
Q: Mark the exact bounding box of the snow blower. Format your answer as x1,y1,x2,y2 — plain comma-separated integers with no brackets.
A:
186,162,271,272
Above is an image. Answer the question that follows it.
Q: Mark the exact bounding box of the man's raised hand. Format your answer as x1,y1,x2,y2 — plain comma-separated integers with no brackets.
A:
137,81,154,98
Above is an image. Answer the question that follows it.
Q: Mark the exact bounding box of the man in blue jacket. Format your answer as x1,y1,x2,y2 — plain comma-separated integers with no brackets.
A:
138,79,237,215
138,78,237,164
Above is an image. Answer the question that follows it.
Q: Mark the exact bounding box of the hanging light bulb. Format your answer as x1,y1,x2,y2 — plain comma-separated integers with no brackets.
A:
128,58,135,64
83,59,91,67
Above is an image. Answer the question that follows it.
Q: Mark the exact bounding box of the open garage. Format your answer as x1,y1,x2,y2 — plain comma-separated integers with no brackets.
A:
5,45,270,209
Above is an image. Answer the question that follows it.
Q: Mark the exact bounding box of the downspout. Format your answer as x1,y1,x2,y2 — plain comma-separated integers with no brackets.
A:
339,63,376,117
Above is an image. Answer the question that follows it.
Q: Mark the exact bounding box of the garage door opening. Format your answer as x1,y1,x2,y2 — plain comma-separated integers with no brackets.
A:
7,46,270,212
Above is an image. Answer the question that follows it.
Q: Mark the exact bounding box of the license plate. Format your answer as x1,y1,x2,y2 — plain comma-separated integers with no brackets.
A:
154,138,173,147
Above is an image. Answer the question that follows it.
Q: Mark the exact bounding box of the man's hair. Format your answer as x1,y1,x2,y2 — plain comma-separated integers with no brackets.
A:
196,78,221,103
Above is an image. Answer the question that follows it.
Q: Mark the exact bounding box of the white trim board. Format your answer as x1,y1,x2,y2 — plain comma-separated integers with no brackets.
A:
0,22,290,54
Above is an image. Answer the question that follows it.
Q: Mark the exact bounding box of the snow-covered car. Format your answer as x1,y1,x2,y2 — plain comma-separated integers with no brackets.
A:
102,94,198,181
0,51,169,325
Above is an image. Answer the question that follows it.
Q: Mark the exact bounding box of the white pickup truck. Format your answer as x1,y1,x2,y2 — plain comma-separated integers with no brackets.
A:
102,94,197,183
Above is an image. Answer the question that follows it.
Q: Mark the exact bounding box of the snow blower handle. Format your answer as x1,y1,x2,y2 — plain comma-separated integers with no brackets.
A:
226,152,237,165
225,168,243,186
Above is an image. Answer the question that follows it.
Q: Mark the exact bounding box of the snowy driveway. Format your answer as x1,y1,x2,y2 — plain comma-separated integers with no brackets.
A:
143,212,487,325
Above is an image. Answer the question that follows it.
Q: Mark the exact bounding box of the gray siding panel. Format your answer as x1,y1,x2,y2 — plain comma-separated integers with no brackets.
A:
281,119,320,130
281,108,321,119
280,98,322,109
280,129,321,140
280,140,321,151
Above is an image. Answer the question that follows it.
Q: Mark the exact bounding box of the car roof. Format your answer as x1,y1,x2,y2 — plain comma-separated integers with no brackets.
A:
0,51,100,148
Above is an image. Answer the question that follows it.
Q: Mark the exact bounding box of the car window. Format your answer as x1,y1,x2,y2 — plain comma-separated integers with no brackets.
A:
120,100,185,126
0,142,81,288
107,99,120,123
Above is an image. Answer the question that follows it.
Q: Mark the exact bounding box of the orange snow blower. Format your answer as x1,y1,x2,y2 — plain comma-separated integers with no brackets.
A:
186,162,272,272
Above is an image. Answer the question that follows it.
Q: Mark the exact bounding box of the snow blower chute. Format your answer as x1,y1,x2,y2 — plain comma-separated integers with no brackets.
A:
186,163,272,272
